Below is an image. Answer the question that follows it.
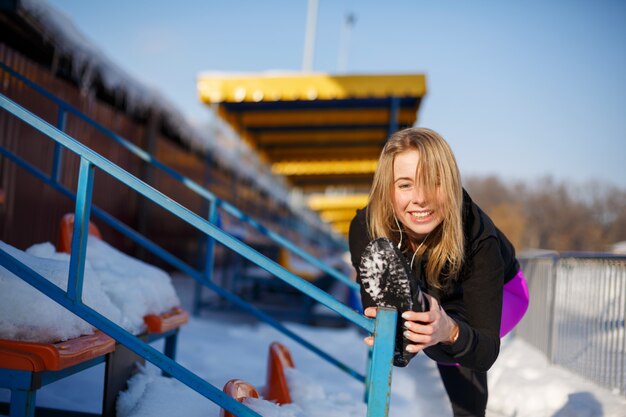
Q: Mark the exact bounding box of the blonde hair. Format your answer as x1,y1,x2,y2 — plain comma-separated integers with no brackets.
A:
367,127,464,290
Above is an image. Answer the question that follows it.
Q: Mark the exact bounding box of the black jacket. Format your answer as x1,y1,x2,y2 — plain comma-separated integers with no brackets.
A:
349,190,519,371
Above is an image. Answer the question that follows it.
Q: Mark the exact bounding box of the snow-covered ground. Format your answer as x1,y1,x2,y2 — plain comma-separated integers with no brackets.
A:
1,241,625,416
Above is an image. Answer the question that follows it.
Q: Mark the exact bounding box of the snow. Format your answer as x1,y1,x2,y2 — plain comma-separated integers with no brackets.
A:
1,245,626,416
0,241,120,342
0,239,179,342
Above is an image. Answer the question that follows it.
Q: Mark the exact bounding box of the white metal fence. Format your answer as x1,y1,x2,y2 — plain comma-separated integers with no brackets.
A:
517,253,626,396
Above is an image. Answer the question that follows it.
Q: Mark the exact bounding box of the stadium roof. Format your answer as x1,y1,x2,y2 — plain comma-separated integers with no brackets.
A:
197,72,427,233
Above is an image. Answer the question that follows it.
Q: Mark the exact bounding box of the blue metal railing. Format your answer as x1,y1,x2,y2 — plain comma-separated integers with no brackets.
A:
0,62,359,376
0,61,354,300
0,93,397,416
0,122,361,380
518,251,626,396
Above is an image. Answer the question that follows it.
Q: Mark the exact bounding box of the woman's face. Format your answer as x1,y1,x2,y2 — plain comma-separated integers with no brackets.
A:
392,150,445,240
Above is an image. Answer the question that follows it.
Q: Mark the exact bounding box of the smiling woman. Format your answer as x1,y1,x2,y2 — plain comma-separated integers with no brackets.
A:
349,127,529,417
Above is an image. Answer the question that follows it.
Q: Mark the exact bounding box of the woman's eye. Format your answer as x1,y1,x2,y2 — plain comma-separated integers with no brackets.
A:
398,183,412,190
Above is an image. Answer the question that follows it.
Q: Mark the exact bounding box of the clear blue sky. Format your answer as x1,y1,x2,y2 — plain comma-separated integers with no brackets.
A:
47,0,626,187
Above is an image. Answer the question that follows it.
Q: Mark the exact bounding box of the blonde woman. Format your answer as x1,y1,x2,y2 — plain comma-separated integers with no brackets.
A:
349,128,528,417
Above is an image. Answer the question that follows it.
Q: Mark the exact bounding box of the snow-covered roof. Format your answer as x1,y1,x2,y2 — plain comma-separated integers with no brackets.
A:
16,0,292,208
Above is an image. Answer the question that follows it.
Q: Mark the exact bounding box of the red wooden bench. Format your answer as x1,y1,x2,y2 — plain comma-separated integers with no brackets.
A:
0,332,115,416
0,332,115,373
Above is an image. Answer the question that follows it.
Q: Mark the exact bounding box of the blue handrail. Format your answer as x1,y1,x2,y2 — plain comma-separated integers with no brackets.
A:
0,143,364,380
0,250,263,417
0,60,360,375
0,92,397,416
0,62,355,293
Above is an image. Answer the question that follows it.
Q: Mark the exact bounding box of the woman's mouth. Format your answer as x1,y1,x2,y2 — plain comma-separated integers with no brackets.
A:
408,210,434,223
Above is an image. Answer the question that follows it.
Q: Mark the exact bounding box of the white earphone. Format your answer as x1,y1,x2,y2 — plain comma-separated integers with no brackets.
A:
394,214,429,268
393,215,403,249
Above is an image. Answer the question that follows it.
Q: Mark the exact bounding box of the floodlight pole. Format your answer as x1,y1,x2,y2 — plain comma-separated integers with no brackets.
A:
302,0,318,72
337,13,356,73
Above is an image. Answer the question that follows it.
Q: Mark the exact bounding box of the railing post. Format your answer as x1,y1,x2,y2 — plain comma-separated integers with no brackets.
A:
51,106,66,184
547,254,558,362
193,199,220,315
366,307,396,417
67,157,95,303
204,199,219,282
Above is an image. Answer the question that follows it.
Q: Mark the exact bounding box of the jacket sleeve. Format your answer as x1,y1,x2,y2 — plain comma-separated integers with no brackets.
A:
425,236,504,371
348,209,376,310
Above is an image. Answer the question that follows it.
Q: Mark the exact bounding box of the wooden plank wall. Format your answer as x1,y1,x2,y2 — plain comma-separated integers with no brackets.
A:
0,44,292,270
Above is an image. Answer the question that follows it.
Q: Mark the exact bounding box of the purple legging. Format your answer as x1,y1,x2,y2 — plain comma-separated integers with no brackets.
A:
500,269,529,337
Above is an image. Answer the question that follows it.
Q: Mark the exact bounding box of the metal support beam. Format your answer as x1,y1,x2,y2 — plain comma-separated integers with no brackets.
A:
388,96,400,138
51,106,66,184
67,157,95,303
366,307,396,417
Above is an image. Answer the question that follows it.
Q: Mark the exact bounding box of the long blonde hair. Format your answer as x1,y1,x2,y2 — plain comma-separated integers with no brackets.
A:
367,128,464,290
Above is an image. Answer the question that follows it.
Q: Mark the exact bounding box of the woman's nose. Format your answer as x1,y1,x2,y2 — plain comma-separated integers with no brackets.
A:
411,189,427,205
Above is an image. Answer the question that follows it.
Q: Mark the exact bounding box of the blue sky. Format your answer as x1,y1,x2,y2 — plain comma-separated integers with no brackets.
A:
47,0,626,187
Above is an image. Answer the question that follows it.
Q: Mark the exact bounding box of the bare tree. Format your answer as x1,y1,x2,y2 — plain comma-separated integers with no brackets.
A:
464,175,626,252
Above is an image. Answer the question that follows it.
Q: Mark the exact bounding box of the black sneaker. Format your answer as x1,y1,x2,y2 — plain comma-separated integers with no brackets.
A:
358,237,429,367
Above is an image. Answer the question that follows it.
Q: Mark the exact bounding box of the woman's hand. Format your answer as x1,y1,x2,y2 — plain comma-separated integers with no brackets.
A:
363,307,377,346
362,296,459,351
401,294,458,353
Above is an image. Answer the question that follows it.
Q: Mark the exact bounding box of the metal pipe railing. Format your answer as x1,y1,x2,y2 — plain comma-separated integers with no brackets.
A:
0,249,263,417
0,61,354,292
0,121,366,380
518,252,626,396
0,92,397,416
